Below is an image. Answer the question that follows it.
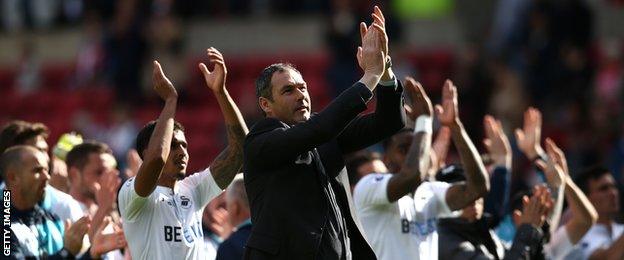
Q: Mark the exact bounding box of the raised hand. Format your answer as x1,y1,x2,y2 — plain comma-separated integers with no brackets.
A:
515,107,545,160
152,60,178,101
64,216,92,255
357,6,391,82
372,6,388,57
95,170,122,212
535,138,567,188
483,115,511,169
545,138,569,176
357,22,385,78
90,217,127,258
435,80,460,127
428,126,451,179
518,186,553,228
404,76,433,120
199,47,227,93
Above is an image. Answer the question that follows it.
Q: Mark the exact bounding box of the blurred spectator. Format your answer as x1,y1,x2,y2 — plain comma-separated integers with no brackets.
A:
103,0,148,104
566,166,624,259
72,11,105,89
216,175,250,260
202,193,232,259
593,39,622,113
324,0,361,96
0,120,85,223
66,141,125,258
66,141,118,216
104,105,139,167
487,62,527,129
15,39,41,94
1,0,59,32
1,145,90,258
143,0,186,97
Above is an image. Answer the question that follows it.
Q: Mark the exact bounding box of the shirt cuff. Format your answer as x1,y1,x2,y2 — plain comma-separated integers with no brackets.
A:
379,77,397,88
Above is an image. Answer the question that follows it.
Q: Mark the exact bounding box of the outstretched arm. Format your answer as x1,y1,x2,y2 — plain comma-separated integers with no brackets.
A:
437,80,490,211
483,115,512,225
134,61,178,197
536,139,597,244
386,77,432,202
337,7,405,154
199,48,249,189
245,16,386,168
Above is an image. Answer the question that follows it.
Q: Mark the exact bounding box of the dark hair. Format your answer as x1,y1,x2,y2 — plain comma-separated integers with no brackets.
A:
382,128,413,150
346,151,382,185
435,164,465,183
66,141,113,170
135,120,185,160
255,63,300,101
574,165,611,194
0,120,49,154
0,145,37,181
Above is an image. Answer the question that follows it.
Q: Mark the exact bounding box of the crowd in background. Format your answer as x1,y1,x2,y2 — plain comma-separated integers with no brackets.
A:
1,0,624,259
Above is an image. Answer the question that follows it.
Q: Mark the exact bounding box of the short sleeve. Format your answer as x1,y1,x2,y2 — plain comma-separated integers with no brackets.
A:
180,168,223,209
417,181,453,217
118,177,149,222
353,173,392,207
545,226,574,260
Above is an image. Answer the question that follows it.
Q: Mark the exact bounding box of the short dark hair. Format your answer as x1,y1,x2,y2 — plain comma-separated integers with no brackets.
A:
346,151,382,185
435,164,465,183
66,141,113,170
255,63,300,101
0,145,37,181
0,120,49,154
135,120,185,160
574,165,611,194
382,128,413,150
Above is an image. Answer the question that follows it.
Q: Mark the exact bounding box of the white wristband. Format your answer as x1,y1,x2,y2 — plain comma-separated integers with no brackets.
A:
414,115,432,134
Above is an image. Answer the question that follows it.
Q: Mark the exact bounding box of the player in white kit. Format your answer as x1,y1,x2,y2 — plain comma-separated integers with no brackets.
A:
118,49,248,260
354,78,490,260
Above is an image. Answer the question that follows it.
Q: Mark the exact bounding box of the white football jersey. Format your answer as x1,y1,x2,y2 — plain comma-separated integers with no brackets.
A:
119,168,222,260
354,173,455,260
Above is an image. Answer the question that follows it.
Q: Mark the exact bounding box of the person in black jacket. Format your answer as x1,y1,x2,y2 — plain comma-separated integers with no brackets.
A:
243,6,403,260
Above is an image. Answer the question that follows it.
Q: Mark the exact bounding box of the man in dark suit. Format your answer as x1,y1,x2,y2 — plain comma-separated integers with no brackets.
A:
243,6,404,260
216,175,251,260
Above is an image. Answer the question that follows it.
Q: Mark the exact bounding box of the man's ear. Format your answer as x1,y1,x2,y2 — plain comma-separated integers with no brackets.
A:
259,97,272,115
68,167,80,185
5,167,19,187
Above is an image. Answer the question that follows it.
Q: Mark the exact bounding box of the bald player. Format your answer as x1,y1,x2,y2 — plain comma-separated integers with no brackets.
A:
1,145,90,258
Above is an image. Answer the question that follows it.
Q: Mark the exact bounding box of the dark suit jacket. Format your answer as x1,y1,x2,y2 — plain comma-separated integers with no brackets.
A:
243,81,405,259
216,222,252,260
